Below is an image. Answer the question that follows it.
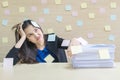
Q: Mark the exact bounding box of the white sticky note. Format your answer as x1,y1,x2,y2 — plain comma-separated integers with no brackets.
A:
66,25,72,31
47,34,56,41
99,48,110,59
110,2,116,9
45,55,54,63
104,25,111,31
19,7,25,12
3,58,13,69
2,1,8,7
76,37,88,46
61,40,70,47
71,45,82,54
80,2,87,9
88,13,95,19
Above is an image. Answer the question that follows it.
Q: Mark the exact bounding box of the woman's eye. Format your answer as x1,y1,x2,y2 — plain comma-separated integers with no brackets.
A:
34,28,38,32
28,34,33,37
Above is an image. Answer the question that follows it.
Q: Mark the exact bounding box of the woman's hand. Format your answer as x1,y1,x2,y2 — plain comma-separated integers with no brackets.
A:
15,23,26,48
18,23,26,38
66,38,81,57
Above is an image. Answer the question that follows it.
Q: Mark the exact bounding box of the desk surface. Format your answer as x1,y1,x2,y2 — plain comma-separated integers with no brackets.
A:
0,62,120,80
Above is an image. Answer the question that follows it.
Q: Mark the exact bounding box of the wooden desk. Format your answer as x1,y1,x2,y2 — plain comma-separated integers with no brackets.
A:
0,63,120,80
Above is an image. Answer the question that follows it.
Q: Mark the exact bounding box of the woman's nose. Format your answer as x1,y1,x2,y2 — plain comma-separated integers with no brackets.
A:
33,32,39,37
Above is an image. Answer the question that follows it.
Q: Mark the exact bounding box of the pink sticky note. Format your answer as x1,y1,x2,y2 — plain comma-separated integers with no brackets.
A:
87,32,94,39
4,9,10,15
91,0,97,3
41,0,47,4
72,11,78,17
31,6,37,12
39,18,45,23
99,8,106,14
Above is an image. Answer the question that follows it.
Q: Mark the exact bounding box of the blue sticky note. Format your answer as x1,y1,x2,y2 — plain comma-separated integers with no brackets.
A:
2,19,8,26
48,34,56,41
77,20,83,27
108,34,115,41
43,8,49,14
110,15,117,21
56,16,63,22
65,5,72,11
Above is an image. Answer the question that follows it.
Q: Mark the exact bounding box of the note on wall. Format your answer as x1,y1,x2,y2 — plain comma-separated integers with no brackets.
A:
98,48,110,59
80,2,87,9
65,25,72,31
104,25,111,31
19,7,25,13
110,2,117,8
88,13,95,19
2,1,8,7
2,37,8,43
55,0,61,4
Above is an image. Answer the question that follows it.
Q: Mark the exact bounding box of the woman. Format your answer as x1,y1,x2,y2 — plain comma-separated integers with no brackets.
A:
6,19,79,65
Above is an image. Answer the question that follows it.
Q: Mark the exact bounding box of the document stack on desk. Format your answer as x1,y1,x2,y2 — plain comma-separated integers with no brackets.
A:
71,44,116,68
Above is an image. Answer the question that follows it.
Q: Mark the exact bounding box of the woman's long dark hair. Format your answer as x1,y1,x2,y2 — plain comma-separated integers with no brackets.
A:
12,19,44,64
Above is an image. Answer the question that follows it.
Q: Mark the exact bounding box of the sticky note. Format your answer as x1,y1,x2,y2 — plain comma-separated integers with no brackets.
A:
56,16,62,22
87,32,94,38
66,25,72,31
65,5,72,11
3,58,13,69
99,8,106,14
76,37,88,46
31,6,37,12
2,19,8,26
43,8,49,14
2,37,8,43
99,48,110,59
80,2,87,9
4,9,10,15
41,0,47,4
110,2,116,8
39,18,45,23
91,0,97,3
71,45,82,54
77,20,83,27
47,34,56,41
72,11,78,17
45,55,54,63
61,40,70,47
88,13,95,19
110,15,117,21
104,25,111,31
47,28,54,34
19,7,25,12
55,0,61,4
2,1,8,7
109,34,115,41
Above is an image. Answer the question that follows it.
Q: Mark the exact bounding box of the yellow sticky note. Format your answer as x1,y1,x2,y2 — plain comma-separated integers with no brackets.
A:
110,2,116,8
99,48,110,59
71,45,82,54
2,1,8,7
55,0,61,4
19,7,25,12
47,28,54,34
104,25,111,31
66,25,72,31
2,37,8,43
45,55,54,63
88,13,95,19
81,2,87,9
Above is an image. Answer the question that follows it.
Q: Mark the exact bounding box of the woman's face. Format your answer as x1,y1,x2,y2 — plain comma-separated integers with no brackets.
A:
24,25,44,45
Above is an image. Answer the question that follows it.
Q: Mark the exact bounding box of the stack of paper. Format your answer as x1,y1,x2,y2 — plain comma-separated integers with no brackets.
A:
71,44,115,68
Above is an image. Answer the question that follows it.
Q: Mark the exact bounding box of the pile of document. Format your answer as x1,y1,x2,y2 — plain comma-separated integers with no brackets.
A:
71,44,116,68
